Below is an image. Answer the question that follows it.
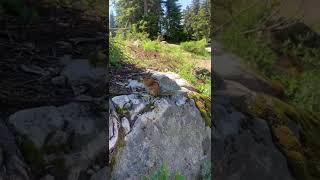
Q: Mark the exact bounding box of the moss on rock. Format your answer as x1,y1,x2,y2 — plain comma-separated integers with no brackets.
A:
50,157,68,178
272,125,301,152
187,92,211,127
17,136,46,173
110,127,126,171
245,93,320,180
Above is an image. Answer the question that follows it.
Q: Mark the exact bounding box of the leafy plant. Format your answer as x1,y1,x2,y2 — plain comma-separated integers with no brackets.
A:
143,164,185,180
200,160,211,180
109,35,127,67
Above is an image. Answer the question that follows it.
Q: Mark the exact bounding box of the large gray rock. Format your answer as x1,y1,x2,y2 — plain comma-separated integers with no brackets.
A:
213,78,294,180
149,71,195,93
61,59,106,96
8,102,106,180
8,106,64,148
111,96,211,180
0,119,30,180
89,166,108,180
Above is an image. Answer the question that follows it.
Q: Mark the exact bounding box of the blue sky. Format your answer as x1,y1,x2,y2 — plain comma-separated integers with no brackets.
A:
110,0,192,15
179,0,192,10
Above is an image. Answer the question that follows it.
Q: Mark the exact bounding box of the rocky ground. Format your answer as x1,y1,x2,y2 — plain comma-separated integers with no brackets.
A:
0,7,107,180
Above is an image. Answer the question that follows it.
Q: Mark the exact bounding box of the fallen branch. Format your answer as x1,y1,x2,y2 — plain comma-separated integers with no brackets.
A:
69,36,106,45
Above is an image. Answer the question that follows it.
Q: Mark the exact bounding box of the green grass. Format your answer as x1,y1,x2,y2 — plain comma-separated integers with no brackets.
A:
273,70,320,113
142,39,162,51
217,0,320,113
180,39,210,57
109,35,128,67
117,37,211,98
220,26,277,76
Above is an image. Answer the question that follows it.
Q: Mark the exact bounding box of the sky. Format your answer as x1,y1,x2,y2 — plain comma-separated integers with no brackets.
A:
109,0,192,15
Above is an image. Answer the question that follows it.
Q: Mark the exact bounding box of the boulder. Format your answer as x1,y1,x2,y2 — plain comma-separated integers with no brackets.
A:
111,96,211,179
213,77,294,180
8,106,64,148
61,59,106,97
8,102,106,180
0,119,30,180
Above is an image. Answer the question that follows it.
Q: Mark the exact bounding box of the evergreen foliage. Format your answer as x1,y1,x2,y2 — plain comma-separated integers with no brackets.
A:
113,0,210,42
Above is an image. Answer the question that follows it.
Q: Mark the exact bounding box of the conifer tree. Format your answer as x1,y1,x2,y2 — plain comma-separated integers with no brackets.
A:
164,0,183,42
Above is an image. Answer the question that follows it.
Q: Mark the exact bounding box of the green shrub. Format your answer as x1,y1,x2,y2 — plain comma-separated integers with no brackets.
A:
294,70,320,112
143,165,185,180
109,35,126,67
180,39,210,56
218,0,278,75
142,40,162,51
281,35,320,69
220,28,277,76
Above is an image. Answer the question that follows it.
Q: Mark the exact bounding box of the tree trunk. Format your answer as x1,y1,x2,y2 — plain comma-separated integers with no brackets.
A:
144,0,148,15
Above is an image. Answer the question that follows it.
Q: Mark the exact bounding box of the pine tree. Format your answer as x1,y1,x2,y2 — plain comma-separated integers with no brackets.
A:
109,11,116,28
183,0,210,40
114,0,162,39
192,0,201,14
142,0,163,38
164,0,183,42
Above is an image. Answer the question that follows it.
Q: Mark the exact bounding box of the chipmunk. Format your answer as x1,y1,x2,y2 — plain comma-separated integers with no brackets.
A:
142,76,175,97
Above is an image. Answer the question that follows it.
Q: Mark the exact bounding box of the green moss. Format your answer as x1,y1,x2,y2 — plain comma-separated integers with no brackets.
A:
187,92,211,127
286,150,310,180
89,50,107,68
146,102,155,110
43,132,71,155
115,106,129,118
110,127,126,171
272,126,301,152
247,94,268,118
17,137,45,172
245,94,320,180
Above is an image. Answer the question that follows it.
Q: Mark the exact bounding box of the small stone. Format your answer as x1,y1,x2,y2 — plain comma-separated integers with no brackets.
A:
133,40,140,47
40,174,55,180
176,96,187,106
46,130,68,147
112,95,130,109
51,76,66,87
93,165,100,171
72,85,88,96
121,117,130,135
87,169,95,175
126,80,145,91
20,64,49,76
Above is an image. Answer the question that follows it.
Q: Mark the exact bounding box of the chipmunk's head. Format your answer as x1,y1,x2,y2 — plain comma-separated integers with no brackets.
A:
142,76,155,86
